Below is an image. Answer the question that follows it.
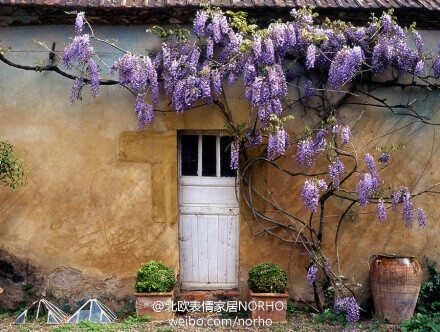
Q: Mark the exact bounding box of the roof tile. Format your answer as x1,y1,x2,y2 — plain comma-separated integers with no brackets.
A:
0,0,439,11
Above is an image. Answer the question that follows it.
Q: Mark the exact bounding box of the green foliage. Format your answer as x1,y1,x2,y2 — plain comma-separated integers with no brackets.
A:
312,308,347,326
401,259,440,331
401,312,440,332
373,144,405,155
417,258,440,314
70,321,113,331
247,262,288,293
287,301,296,315
134,260,176,293
18,283,36,310
123,314,151,324
115,302,136,318
0,141,26,189
225,10,258,35
263,114,294,133
146,26,190,42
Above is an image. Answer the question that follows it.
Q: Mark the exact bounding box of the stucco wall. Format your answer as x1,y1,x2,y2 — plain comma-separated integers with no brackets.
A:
1,25,440,309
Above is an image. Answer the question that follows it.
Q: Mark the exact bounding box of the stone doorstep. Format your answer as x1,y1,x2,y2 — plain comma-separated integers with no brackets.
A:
180,290,239,302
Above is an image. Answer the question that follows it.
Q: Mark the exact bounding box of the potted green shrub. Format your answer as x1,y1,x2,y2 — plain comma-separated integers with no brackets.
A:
248,262,289,323
134,260,176,321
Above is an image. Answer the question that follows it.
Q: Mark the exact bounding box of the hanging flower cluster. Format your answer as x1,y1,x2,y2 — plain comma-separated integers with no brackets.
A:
306,265,318,285
334,297,360,324
267,128,290,160
390,187,426,228
113,53,159,128
301,178,328,213
296,129,328,170
329,157,345,190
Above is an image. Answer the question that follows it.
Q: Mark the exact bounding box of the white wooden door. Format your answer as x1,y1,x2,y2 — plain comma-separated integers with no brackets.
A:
179,133,239,290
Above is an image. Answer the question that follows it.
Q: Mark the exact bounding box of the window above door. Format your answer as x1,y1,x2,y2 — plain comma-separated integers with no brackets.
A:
180,133,235,178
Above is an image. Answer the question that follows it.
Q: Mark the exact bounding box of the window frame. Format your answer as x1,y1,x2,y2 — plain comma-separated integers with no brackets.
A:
178,131,234,178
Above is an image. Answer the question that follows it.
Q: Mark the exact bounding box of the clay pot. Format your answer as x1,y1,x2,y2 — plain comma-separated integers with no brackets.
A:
134,291,174,321
370,255,422,324
249,292,288,323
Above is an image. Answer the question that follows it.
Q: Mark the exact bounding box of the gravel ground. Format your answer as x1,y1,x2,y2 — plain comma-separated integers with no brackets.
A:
0,312,402,332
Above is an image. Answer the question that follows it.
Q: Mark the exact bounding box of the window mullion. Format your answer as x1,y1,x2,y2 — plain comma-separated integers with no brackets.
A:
216,136,220,177
198,135,202,177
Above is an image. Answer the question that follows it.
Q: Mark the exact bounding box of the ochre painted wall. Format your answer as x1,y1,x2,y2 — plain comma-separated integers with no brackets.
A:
1,25,440,310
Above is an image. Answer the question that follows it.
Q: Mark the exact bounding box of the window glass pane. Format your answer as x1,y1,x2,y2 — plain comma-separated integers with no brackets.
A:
202,135,216,177
181,135,198,176
220,136,236,177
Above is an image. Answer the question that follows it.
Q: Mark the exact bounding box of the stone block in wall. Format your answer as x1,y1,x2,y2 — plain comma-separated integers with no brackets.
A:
119,130,177,223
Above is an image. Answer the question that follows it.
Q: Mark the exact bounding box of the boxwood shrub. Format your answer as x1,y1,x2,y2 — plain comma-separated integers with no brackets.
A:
248,262,288,293
134,261,176,293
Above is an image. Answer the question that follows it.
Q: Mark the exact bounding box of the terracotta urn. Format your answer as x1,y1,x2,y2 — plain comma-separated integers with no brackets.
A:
134,290,174,321
370,255,422,324
249,292,288,323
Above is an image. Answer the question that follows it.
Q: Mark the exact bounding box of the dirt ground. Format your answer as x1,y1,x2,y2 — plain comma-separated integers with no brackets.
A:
0,312,402,332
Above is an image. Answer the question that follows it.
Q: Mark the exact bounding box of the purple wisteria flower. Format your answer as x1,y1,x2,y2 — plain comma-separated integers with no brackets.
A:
414,59,424,75
390,187,426,228
62,34,93,69
246,130,262,148
212,70,223,96
194,10,209,37
434,57,440,78
135,94,154,129
244,59,257,86
382,14,393,34
328,46,363,89
377,198,387,223
378,153,390,165
145,56,159,104
75,12,85,35
267,128,289,160
306,44,316,69
329,157,345,189
357,173,374,207
296,130,327,170
113,53,138,85
306,265,318,285
301,179,327,213
412,31,424,55
230,141,239,170
323,259,331,273
211,11,229,43
206,38,214,60
341,125,351,145
416,208,427,228
391,187,416,227
253,36,262,61
402,190,414,228
131,65,147,92
304,80,315,104
263,38,275,65
70,77,83,104
332,125,351,145
87,59,100,97
356,154,381,207
364,153,376,173
334,297,360,324
313,129,327,152
364,153,380,188
296,137,315,170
